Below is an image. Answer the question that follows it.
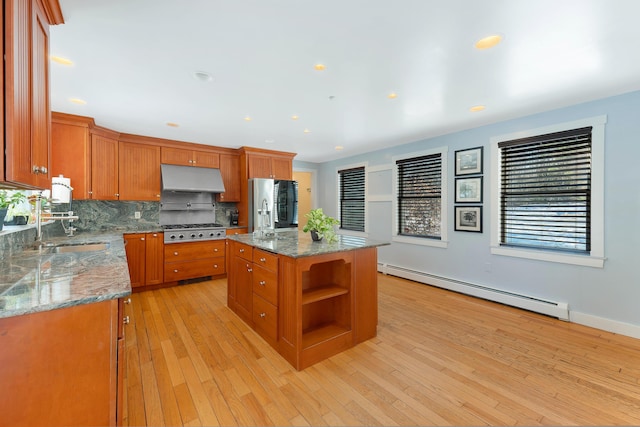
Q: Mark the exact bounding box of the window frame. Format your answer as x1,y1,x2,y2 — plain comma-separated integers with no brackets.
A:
336,162,368,237
392,147,449,248
490,115,606,268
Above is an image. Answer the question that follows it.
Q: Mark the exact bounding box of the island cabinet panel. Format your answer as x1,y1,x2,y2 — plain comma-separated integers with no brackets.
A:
118,141,161,201
0,299,125,426
231,255,253,324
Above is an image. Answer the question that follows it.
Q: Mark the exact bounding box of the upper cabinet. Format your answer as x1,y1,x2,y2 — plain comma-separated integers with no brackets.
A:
2,0,63,189
90,128,120,200
51,113,92,199
242,147,295,180
118,142,160,201
216,153,241,202
161,147,220,168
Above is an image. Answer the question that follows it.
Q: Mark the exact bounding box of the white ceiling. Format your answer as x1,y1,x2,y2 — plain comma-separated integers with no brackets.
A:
49,0,640,163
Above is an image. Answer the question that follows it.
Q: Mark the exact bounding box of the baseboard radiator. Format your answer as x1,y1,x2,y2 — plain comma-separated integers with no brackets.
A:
378,263,570,320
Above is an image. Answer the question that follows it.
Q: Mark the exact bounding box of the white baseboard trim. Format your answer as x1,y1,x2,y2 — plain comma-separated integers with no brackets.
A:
569,311,640,340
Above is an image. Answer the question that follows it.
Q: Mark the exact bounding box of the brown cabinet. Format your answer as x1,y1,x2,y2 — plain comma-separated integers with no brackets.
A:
2,0,60,189
164,240,225,282
51,113,93,199
216,153,241,202
124,232,164,289
118,141,161,201
90,129,120,200
0,297,128,426
161,146,220,168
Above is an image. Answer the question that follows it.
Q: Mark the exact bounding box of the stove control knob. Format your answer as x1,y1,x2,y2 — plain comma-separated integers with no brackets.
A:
170,235,176,239
209,232,215,237
198,233,204,238
190,233,197,238
178,234,184,239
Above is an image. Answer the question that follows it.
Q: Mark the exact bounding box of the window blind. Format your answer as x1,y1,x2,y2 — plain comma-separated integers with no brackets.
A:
338,166,365,232
499,126,592,253
396,153,442,238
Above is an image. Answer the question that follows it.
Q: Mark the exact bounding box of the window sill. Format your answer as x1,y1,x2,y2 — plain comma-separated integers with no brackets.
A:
392,235,448,248
491,246,605,268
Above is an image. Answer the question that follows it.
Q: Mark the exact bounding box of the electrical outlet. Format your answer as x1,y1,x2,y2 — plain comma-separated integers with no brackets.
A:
134,211,141,219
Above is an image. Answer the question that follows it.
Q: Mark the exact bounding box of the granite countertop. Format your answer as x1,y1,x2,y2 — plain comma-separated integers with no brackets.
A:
0,232,132,319
227,230,389,258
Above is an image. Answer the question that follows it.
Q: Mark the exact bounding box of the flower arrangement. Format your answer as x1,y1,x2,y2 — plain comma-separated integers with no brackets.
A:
302,208,340,242
0,190,27,229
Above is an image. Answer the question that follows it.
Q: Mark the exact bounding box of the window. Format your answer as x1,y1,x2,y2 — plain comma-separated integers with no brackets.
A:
393,147,448,247
338,166,365,232
499,127,592,253
490,116,606,267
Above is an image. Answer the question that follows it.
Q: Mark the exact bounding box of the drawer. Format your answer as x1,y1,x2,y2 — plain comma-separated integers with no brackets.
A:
164,257,225,282
233,241,253,262
252,265,278,306
253,249,278,272
252,294,278,342
164,240,225,262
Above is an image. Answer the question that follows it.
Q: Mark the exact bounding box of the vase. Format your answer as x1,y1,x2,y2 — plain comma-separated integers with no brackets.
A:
310,230,322,242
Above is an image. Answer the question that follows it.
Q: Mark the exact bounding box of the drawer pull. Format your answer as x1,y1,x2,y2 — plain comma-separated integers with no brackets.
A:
259,312,266,318
124,297,132,304
174,252,178,256
247,268,253,272
174,269,179,273
239,248,245,253
214,248,218,252
214,264,218,268
123,316,130,325
260,257,266,262
259,280,266,286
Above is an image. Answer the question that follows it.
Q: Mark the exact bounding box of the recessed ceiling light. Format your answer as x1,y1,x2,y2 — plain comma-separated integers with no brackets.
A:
388,92,398,99
193,71,213,82
314,63,326,71
291,115,299,120
335,146,344,151
303,129,311,134
69,98,86,105
475,34,503,50
470,105,486,112
166,122,179,127
50,55,73,66
244,116,252,121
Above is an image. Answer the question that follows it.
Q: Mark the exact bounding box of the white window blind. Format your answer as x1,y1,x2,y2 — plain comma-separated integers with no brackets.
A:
338,166,365,232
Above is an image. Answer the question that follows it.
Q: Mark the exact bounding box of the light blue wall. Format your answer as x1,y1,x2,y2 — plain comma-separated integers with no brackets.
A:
315,90,640,328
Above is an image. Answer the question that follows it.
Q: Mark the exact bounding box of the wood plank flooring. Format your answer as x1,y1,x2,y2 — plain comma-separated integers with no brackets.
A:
123,273,640,426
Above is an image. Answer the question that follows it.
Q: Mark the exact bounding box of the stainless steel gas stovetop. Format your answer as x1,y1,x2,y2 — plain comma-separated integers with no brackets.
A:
161,223,225,243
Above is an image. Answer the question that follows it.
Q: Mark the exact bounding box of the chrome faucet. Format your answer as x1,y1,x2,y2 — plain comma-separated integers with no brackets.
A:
34,193,79,241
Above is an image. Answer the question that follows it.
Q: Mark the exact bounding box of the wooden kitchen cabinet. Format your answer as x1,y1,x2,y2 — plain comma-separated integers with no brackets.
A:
216,153,241,202
91,129,120,200
51,113,93,199
161,146,220,168
0,297,128,426
124,232,164,289
245,150,293,179
164,240,225,282
2,0,62,189
118,141,161,201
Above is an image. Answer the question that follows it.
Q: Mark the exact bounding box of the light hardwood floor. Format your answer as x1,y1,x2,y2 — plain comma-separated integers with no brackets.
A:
124,273,640,426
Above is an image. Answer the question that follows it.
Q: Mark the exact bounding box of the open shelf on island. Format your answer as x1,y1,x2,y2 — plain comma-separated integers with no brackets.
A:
302,323,351,350
302,284,349,305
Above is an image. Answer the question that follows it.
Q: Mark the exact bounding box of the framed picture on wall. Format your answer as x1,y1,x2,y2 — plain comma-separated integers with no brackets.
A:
455,176,483,203
455,206,482,232
455,146,483,176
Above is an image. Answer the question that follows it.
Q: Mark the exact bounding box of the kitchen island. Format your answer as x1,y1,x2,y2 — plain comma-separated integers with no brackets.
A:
0,232,131,426
227,230,388,370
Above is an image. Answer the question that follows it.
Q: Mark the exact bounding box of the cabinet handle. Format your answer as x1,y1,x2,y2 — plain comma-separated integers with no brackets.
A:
259,280,266,286
152,233,157,237
174,269,179,273
156,194,160,198
174,252,178,256
259,312,266,318
214,248,218,252
140,237,145,241
115,193,120,197
123,316,130,325
260,257,266,262
214,264,218,268
124,297,132,304
239,249,245,253
247,268,253,273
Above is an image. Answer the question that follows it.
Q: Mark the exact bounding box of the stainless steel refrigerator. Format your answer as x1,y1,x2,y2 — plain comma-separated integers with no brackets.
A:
248,178,298,233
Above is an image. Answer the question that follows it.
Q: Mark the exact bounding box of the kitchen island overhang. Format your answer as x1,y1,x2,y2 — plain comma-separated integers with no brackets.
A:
226,230,389,370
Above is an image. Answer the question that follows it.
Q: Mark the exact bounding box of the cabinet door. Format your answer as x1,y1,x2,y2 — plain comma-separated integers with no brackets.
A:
232,256,253,323
3,0,50,188
160,147,193,166
216,154,240,202
118,142,161,201
247,155,273,178
193,151,220,168
124,233,146,288
51,120,91,199
271,157,293,180
145,232,164,285
91,134,119,199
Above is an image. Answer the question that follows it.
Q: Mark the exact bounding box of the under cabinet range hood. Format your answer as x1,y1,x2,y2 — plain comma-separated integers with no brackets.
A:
160,164,225,193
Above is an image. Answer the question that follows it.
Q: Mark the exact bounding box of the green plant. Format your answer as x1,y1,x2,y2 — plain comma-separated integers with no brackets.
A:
0,190,26,209
302,208,340,242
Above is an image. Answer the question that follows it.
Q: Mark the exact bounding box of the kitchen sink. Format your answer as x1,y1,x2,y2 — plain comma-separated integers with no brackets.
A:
52,242,110,253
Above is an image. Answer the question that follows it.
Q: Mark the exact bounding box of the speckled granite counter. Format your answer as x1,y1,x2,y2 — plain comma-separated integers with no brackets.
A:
0,232,132,319
226,230,389,258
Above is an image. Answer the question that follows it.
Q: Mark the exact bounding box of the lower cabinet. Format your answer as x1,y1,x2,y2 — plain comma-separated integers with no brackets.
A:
124,232,164,289
164,240,226,282
0,298,129,426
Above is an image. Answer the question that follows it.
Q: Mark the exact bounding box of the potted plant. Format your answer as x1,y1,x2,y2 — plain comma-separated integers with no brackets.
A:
302,208,340,242
0,190,27,230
